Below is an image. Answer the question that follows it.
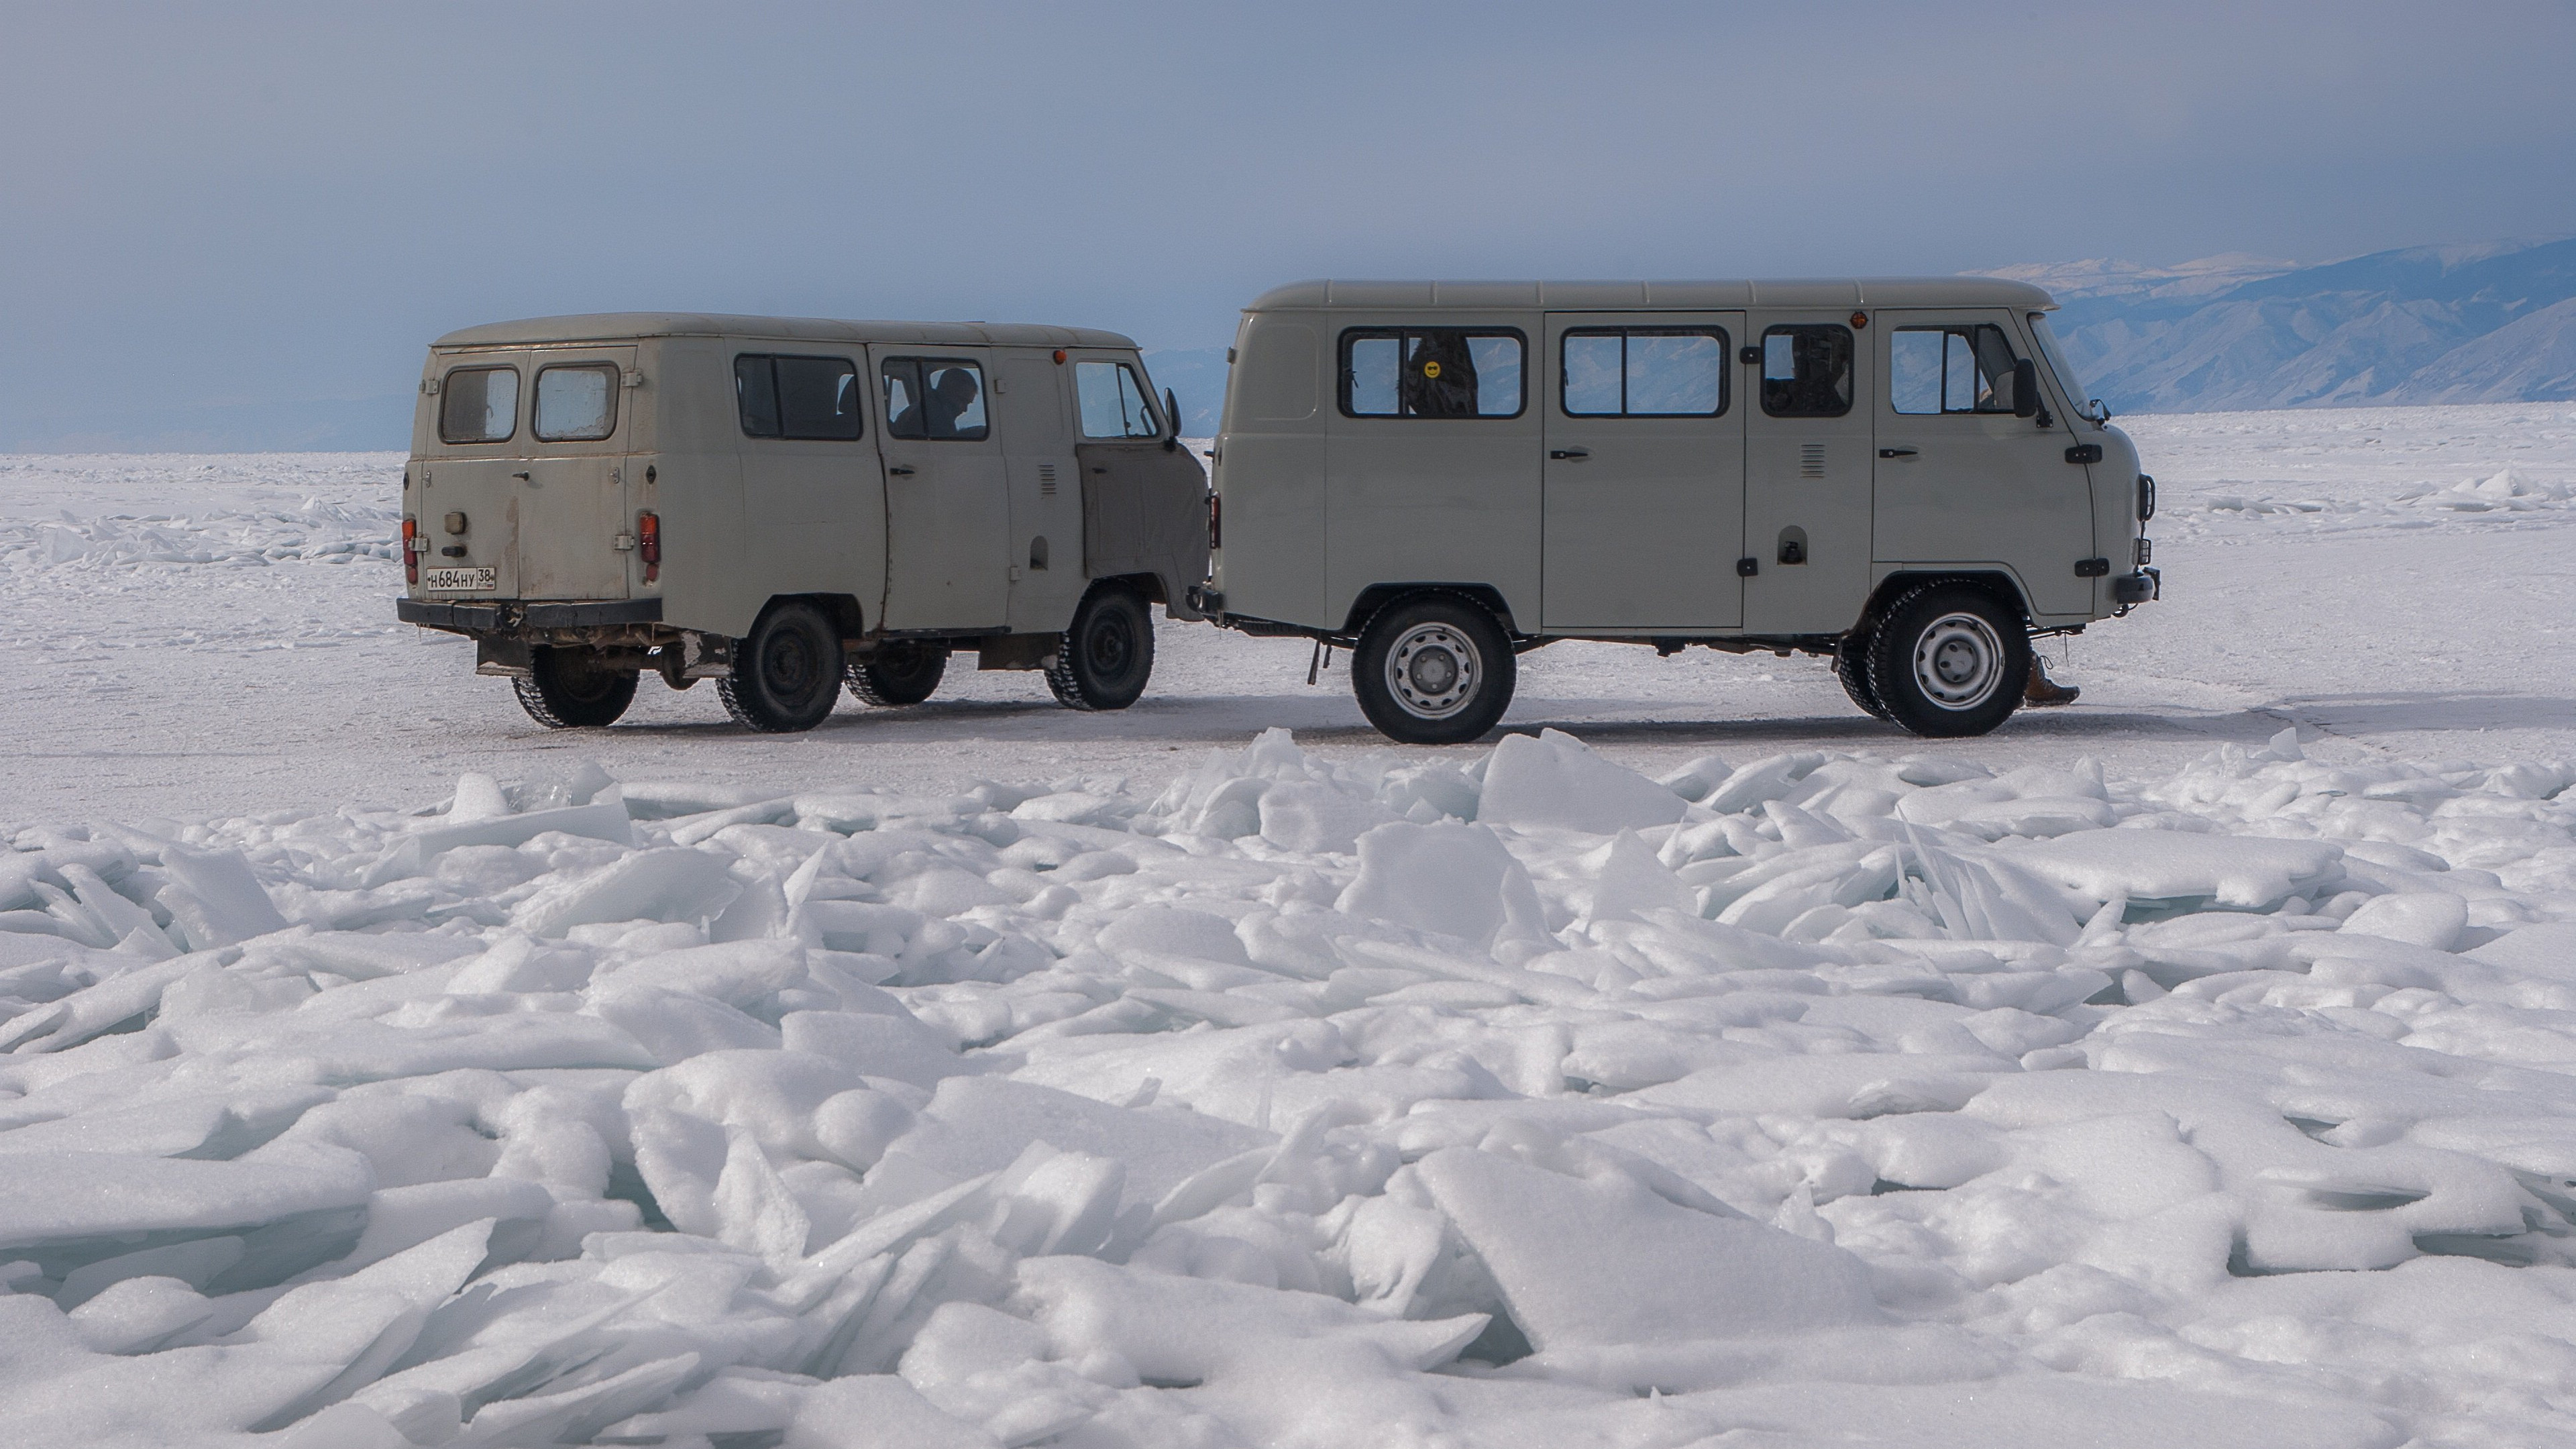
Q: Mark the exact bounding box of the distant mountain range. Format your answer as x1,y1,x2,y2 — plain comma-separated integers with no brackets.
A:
1982,237,2576,414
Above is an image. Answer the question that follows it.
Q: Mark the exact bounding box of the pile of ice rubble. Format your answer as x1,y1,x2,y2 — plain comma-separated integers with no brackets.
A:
0,498,399,574
6,728,2576,1449
2198,466,2575,531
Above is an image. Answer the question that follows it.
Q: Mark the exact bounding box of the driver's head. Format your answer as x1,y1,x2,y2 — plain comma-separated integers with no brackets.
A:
934,368,979,407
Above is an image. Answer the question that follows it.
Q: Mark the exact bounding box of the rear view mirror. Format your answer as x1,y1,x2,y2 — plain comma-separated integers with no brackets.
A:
1163,387,1181,451
2012,358,2040,419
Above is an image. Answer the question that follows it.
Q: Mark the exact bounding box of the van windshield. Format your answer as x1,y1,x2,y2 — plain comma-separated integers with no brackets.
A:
2027,314,2090,411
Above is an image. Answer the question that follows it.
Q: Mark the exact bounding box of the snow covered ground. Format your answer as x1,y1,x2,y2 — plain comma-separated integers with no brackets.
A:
2,404,2575,1448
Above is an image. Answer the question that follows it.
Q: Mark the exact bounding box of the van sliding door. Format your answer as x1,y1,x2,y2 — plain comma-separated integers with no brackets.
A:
1539,314,1745,631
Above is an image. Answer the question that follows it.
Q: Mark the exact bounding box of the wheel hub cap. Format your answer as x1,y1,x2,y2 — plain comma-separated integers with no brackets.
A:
1387,624,1478,718
1912,612,2004,709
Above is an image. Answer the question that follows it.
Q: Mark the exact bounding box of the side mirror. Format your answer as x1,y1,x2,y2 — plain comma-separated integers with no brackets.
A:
2012,358,2040,419
1163,387,1181,451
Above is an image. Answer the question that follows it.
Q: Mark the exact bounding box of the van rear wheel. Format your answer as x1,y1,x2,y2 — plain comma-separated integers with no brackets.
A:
1864,584,2029,739
1834,627,1894,722
847,641,947,706
1047,586,1155,711
1352,594,1515,745
719,602,842,733
514,647,637,729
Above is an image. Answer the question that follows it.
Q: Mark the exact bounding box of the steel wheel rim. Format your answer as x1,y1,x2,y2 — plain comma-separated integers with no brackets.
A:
766,631,821,698
1088,609,1134,678
1386,623,1479,719
1912,611,2004,710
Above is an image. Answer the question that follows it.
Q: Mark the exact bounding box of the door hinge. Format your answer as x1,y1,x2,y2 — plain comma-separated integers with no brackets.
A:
1737,557,1759,577
2065,444,2104,464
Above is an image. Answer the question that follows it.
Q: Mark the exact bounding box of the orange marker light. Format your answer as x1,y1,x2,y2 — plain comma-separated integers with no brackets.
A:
401,517,418,584
1850,311,1869,329
638,511,661,582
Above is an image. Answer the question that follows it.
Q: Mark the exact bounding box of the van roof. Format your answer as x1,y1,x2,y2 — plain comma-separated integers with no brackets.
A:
432,313,1139,350
1242,278,2057,312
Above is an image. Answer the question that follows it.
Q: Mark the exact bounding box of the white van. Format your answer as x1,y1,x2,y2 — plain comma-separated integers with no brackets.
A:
1188,279,2159,743
396,314,1208,732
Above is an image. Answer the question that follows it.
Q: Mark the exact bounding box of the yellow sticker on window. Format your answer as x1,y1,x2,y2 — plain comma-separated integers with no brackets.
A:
1421,361,1442,379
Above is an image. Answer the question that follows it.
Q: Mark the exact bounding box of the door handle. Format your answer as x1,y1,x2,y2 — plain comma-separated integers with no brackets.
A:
1877,447,1917,459
1549,447,1590,460
887,465,916,476
511,471,531,480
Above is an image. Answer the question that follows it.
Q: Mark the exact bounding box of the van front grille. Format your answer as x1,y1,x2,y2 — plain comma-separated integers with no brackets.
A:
1801,443,1826,479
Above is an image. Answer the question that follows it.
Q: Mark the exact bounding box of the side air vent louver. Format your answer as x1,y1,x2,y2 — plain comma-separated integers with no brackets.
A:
1800,443,1826,479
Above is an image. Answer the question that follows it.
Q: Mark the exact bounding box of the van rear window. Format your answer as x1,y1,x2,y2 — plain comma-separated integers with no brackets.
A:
533,364,618,441
438,366,518,443
735,354,862,440
1340,329,1524,419
1561,329,1728,417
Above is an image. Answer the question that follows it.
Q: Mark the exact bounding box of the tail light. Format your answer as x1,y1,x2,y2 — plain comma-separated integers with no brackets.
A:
638,511,661,582
1208,492,1221,551
401,517,418,584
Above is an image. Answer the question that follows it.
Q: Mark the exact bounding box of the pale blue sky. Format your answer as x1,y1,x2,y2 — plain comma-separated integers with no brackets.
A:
3,1,2571,448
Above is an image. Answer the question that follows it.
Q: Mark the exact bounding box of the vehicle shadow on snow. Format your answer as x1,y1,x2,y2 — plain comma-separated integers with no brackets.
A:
2277,691,2576,735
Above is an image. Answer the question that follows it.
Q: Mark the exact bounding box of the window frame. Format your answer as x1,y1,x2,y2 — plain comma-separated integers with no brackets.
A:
1336,325,1529,420
531,362,621,443
1558,326,1731,418
1074,358,1164,440
1758,323,1856,419
437,364,520,445
733,352,864,441
879,356,991,442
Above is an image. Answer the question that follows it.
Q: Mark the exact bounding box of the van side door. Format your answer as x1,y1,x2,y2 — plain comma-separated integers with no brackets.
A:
871,347,1010,631
1741,315,1874,635
1070,352,1203,608
731,349,878,615
993,349,1085,635
1872,311,2095,620
1539,313,1744,631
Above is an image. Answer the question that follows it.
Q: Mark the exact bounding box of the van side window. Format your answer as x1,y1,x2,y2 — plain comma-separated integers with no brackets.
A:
1340,329,1525,419
438,366,518,443
1075,360,1161,439
1890,325,2023,415
735,354,862,440
1561,329,1727,417
881,358,989,441
1760,325,1854,418
533,364,618,441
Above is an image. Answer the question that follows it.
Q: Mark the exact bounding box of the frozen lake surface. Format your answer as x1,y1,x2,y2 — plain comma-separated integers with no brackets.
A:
1,404,2573,1447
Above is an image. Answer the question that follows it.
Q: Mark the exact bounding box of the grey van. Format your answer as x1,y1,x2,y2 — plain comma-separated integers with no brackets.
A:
396,315,1207,732
1188,280,2158,744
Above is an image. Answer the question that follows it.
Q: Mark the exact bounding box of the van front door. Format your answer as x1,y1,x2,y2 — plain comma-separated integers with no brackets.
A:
1872,311,2095,619
872,347,1010,631
1539,314,1744,631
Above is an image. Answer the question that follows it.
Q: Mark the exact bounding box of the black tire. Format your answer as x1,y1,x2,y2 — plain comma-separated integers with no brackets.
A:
1834,625,1894,722
846,641,947,706
1351,594,1515,745
1864,584,2029,739
513,647,637,729
718,602,842,733
1046,586,1155,711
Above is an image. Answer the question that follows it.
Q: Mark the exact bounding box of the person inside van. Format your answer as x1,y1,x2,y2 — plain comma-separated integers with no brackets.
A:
922,365,981,439
1403,332,1481,417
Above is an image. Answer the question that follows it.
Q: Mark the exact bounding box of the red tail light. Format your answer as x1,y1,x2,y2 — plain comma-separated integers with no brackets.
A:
638,511,661,581
1208,492,1221,551
401,517,418,584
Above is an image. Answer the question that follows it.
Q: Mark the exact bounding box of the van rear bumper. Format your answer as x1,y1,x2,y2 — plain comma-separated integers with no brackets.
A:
398,597,662,633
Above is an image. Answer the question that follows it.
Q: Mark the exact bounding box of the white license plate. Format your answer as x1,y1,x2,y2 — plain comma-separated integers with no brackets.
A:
423,567,498,593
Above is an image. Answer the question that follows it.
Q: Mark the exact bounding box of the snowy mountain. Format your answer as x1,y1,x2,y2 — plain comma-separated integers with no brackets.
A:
2004,237,2576,413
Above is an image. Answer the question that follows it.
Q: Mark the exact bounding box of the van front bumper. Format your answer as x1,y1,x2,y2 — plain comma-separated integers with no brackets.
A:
398,597,663,634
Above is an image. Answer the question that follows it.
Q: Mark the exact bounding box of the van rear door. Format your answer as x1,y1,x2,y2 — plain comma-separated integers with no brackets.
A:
515,346,637,600
1539,313,1745,631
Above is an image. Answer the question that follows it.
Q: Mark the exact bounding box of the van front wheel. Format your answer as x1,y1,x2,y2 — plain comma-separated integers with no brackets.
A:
514,647,637,729
1352,595,1515,745
1047,586,1155,711
720,602,843,733
1864,585,2029,738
